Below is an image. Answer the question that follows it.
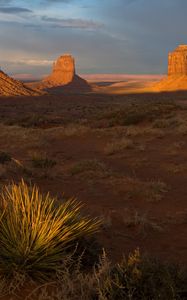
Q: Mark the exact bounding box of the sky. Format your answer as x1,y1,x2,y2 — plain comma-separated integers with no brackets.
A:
0,0,186,79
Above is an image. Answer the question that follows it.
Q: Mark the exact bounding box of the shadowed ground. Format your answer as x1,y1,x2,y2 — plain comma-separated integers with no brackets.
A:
0,91,186,266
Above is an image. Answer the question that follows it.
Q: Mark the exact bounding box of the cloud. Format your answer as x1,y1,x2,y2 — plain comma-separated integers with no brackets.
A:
0,0,13,4
43,0,74,2
41,16,104,29
40,0,75,6
0,7,33,14
11,59,53,66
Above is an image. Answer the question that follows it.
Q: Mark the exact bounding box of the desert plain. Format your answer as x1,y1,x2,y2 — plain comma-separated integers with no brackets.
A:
0,46,187,299
1,88,187,265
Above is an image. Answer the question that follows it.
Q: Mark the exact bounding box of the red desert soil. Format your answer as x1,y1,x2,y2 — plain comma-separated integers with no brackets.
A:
0,91,186,267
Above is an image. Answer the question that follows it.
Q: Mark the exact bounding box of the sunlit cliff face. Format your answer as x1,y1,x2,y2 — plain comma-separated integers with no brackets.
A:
168,45,187,77
44,54,75,85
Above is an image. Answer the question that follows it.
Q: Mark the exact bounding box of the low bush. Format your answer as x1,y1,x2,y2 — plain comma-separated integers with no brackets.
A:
100,101,178,127
70,159,107,176
0,151,12,164
25,249,187,300
96,250,187,300
0,180,100,280
31,152,56,170
104,138,134,155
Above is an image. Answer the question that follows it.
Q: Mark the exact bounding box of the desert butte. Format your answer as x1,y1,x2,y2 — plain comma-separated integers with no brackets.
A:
1,44,187,96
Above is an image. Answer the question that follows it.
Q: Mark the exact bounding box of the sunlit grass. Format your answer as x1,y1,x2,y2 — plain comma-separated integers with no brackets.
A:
0,180,100,280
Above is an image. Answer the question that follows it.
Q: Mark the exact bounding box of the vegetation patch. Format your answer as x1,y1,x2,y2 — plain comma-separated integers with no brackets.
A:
70,159,109,177
145,180,168,202
6,114,65,129
104,138,134,155
0,151,12,164
24,250,187,300
0,180,100,281
31,154,56,169
100,101,178,127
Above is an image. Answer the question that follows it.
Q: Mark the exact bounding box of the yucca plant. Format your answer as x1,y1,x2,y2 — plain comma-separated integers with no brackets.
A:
0,180,100,280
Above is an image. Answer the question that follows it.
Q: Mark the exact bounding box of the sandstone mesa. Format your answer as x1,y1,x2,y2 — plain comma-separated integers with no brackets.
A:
1,46,187,96
152,45,187,92
44,54,75,86
28,54,91,93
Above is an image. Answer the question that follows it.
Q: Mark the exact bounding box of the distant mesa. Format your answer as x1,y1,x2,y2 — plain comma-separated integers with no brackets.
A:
44,54,75,86
0,69,41,96
152,45,187,92
168,45,187,77
29,54,91,93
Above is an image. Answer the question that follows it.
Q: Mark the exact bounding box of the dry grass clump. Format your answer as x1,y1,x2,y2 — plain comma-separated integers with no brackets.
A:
165,163,187,174
117,177,168,203
60,124,89,137
69,159,109,178
177,124,187,135
166,141,185,156
104,138,134,155
145,180,168,202
31,152,56,170
25,250,187,300
131,180,168,202
101,209,163,234
125,125,164,137
0,151,12,165
0,180,100,281
123,211,163,233
100,101,178,127
42,124,89,140
0,124,42,151
153,117,180,129
164,211,187,226
6,114,63,128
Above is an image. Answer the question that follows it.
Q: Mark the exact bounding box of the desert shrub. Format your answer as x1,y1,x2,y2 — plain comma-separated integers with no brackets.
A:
70,159,108,176
100,101,178,127
124,211,163,233
0,180,100,280
177,124,187,135
0,152,11,164
96,250,187,300
153,118,180,129
61,124,89,137
26,250,187,300
31,152,56,169
7,114,62,128
5,115,46,128
104,138,134,155
145,180,168,202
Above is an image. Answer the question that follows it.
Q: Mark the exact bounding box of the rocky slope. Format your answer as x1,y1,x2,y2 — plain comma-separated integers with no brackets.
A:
0,70,41,96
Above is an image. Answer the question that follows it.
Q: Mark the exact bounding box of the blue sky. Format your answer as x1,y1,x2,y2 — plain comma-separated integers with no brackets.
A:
0,0,186,78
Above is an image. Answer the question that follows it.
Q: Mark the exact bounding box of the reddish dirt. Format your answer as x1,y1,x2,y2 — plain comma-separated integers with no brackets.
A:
0,91,186,269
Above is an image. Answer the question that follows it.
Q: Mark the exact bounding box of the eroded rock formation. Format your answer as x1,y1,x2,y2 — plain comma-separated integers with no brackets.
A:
152,45,187,92
168,45,187,77
44,54,75,86
0,70,41,96
29,54,91,93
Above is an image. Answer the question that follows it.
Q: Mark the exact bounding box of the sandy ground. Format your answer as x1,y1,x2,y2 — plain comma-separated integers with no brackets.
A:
87,75,187,94
82,74,164,94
